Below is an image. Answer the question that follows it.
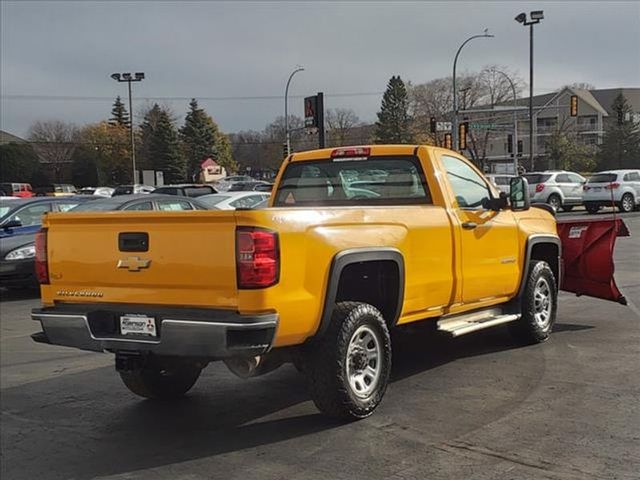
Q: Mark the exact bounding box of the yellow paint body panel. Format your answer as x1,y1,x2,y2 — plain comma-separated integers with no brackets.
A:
40,145,558,348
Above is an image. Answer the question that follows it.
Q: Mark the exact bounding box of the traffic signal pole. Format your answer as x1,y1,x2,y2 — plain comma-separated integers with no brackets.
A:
317,92,325,149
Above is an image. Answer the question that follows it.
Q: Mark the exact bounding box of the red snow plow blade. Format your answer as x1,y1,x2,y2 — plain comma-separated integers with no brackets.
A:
558,217,630,305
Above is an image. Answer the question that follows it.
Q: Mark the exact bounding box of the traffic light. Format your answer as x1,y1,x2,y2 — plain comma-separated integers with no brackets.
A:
517,140,523,156
570,95,578,117
507,134,513,154
458,123,467,150
444,133,452,150
430,117,437,133
283,143,289,158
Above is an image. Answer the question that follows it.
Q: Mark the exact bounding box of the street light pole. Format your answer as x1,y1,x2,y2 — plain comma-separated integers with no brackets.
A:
452,31,494,151
284,66,304,156
515,11,544,171
111,72,145,183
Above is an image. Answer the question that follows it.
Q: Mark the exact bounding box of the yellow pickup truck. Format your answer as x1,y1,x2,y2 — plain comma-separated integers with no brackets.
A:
30,145,622,419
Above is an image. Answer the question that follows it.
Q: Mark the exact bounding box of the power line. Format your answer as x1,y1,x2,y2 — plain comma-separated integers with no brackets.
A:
2,92,385,102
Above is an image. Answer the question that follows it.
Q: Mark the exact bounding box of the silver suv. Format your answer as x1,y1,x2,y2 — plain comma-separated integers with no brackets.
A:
523,171,586,212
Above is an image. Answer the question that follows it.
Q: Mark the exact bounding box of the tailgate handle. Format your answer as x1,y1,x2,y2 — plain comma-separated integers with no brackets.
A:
119,232,149,252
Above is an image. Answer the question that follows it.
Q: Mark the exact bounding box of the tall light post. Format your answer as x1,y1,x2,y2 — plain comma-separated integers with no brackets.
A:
284,66,304,156
452,30,494,151
111,72,145,183
492,69,519,174
515,10,544,171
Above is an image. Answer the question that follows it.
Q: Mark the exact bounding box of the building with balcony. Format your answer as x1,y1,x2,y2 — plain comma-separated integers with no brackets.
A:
465,87,640,173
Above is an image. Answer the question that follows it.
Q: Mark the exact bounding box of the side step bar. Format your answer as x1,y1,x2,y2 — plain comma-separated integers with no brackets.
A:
437,308,520,337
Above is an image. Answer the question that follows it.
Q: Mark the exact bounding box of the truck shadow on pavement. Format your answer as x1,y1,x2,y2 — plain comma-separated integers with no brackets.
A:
1,322,584,480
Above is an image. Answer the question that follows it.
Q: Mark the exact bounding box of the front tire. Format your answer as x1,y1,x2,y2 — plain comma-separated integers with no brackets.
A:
619,193,634,213
304,302,391,419
120,357,202,400
510,261,557,344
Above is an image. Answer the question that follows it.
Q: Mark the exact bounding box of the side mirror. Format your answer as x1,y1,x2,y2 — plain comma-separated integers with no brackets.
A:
509,177,530,211
2,219,22,229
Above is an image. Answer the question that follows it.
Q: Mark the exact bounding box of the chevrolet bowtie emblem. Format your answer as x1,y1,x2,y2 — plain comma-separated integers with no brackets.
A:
117,256,151,272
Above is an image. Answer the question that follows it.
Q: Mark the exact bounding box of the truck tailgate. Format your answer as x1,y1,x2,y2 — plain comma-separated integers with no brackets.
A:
42,211,238,308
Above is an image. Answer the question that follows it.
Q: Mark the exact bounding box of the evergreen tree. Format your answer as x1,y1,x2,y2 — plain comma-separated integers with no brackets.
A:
109,96,130,127
180,99,236,179
374,75,414,144
140,104,186,183
597,94,640,170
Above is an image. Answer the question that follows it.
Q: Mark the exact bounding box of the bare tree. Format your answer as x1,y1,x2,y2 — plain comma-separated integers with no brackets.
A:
326,108,361,146
28,120,79,181
465,66,524,168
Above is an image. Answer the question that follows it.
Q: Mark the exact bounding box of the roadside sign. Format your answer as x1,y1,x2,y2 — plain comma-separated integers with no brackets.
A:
436,121,452,132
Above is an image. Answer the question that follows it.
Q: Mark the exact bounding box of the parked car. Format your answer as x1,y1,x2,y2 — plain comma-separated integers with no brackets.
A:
523,171,586,211
152,184,217,198
486,174,515,195
33,184,78,196
227,180,273,192
197,191,271,210
0,196,93,288
69,194,207,212
583,169,640,214
215,175,254,192
79,187,115,197
112,184,155,196
0,182,34,198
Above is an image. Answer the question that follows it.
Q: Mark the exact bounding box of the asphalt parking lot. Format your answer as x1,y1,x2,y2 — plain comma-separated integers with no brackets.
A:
1,212,639,480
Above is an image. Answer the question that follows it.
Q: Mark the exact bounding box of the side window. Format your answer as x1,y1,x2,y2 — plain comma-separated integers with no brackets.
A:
568,174,584,184
555,174,570,183
441,155,491,209
156,200,193,211
123,202,153,211
230,195,263,209
56,202,81,212
10,203,52,226
630,172,640,181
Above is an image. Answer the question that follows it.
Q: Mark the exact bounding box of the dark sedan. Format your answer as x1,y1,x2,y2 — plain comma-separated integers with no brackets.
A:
68,194,207,212
0,196,94,288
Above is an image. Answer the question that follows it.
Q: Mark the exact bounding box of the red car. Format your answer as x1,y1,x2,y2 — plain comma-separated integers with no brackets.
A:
0,183,34,198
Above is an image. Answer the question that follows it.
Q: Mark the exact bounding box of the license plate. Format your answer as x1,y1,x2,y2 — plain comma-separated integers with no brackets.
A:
593,187,602,192
120,315,157,337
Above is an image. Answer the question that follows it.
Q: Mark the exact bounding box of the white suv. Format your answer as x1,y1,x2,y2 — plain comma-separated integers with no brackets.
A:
583,169,640,214
523,171,586,212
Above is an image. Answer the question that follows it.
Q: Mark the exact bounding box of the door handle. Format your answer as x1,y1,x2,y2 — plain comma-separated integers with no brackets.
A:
462,222,478,230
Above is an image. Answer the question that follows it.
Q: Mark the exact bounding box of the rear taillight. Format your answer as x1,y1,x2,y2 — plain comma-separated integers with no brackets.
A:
35,229,49,284
605,182,620,190
236,227,279,289
535,184,545,193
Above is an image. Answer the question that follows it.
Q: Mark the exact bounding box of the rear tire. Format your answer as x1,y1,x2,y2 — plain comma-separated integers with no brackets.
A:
547,194,562,212
509,261,557,344
304,302,391,419
585,203,600,214
619,193,634,213
120,357,202,400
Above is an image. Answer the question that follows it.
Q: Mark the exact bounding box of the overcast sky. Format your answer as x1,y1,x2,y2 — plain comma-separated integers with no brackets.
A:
1,1,639,138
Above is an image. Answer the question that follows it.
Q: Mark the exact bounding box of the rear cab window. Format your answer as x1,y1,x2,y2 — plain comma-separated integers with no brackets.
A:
184,186,215,197
273,156,432,207
523,174,552,184
588,173,618,184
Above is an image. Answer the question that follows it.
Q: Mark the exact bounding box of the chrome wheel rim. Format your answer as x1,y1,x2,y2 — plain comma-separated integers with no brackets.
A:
548,196,560,210
346,325,382,399
622,195,633,212
533,277,552,329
